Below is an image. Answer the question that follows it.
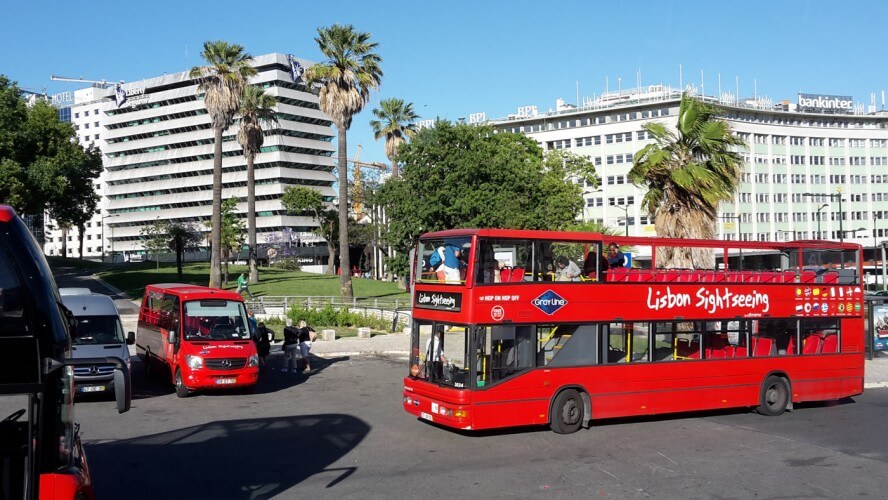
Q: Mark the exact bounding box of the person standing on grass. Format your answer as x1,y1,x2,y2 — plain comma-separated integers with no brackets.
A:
236,273,254,298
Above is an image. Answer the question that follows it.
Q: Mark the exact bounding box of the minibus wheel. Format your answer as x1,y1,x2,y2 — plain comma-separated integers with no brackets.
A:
175,369,191,398
551,388,584,434
757,375,789,416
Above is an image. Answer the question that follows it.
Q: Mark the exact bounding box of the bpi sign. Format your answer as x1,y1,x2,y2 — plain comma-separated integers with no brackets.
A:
798,93,853,113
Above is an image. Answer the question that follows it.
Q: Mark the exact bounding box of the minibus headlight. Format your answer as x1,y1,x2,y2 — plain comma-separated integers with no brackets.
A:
185,355,204,369
247,355,259,367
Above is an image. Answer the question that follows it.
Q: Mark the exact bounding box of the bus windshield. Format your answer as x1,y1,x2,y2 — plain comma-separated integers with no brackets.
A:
183,300,251,341
70,315,126,345
410,321,469,388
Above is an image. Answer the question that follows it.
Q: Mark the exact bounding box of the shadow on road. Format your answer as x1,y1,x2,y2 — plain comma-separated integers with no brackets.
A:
86,414,371,499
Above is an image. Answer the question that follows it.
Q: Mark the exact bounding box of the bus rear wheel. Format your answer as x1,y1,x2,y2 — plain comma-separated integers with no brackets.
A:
551,389,584,434
757,375,789,416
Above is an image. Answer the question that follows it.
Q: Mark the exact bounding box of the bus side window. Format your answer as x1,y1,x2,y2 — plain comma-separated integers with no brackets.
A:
0,248,25,336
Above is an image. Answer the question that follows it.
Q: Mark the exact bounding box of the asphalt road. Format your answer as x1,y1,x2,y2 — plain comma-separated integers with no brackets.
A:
49,352,887,500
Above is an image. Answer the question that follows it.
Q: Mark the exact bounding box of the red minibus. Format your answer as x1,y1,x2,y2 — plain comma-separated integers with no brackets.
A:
137,284,259,397
403,229,865,433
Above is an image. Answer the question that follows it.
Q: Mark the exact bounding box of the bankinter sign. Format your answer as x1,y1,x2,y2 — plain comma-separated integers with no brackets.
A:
798,93,853,113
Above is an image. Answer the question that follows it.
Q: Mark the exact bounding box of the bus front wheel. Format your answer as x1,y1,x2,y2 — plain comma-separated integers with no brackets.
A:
551,389,584,434
175,369,191,398
757,375,790,416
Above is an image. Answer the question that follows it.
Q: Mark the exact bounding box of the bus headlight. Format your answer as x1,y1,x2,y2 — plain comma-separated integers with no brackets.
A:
247,355,259,367
185,355,204,369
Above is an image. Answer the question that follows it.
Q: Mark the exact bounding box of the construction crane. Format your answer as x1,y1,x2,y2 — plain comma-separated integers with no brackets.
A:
347,145,388,220
50,75,123,88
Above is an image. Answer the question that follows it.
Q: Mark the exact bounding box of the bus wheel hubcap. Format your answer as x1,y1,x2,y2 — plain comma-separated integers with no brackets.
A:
563,400,579,423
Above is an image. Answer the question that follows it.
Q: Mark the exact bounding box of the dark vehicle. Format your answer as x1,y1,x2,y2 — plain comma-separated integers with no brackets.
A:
0,205,131,500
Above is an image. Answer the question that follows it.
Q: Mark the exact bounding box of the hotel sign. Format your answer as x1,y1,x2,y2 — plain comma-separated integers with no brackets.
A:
798,93,853,113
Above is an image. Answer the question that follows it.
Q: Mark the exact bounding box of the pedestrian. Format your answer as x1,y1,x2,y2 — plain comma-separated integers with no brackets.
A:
296,319,317,373
236,273,254,299
254,321,274,368
281,318,300,373
247,309,258,334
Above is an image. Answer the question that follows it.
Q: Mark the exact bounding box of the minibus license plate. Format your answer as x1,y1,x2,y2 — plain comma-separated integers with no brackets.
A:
420,412,433,421
79,386,105,393
215,378,236,385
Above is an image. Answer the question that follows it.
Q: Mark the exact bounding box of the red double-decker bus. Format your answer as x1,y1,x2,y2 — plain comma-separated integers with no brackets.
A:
403,229,865,434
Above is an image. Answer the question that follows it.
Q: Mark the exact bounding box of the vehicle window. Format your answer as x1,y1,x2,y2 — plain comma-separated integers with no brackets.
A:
411,321,469,388
0,245,26,336
70,316,125,344
182,300,250,340
417,237,471,284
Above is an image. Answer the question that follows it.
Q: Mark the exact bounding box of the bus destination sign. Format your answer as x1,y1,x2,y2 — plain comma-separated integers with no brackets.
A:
416,291,462,312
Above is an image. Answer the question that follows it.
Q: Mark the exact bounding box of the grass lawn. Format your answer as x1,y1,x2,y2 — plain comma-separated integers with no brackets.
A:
95,261,411,302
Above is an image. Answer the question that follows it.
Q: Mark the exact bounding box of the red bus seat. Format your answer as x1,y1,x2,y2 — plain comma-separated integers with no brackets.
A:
607,267,630,282
734,346,748,357
821,271,838,283
752,337,775,357
759,271,778,283
802,333,822,354
800,271,817,283
707,349,726,358
500,267,525,282
786,336,796,355
781,270,798,283
820,334,838,353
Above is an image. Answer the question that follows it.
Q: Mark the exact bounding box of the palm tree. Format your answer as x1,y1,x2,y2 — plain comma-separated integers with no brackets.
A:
628,93,746,268
237,85,278,285
305,24,383,298
369,98,419,177
189,40,257,288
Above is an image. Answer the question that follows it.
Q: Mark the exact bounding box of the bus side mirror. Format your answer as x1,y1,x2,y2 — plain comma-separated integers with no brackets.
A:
126,332,135,345
167,330,177,344
113,364,131,414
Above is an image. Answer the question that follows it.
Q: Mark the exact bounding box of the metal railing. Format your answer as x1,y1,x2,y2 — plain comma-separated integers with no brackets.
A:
245,296,412,331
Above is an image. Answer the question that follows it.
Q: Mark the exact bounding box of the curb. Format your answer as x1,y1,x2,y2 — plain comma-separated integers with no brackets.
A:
865,382,888,389
314,351,410,358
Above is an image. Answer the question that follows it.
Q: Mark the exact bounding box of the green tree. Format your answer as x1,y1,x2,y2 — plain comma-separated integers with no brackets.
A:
628,93,746,267
281,186,338,275
305,24,383,298
369,98,419,177
168,223,203,281
190,41,257,289
140,220,170,269
377,120,597,278
220,197,245,285
236,85,278,285
0,76,101,223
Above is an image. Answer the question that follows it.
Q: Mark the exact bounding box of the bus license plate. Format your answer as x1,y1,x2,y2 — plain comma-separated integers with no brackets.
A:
215,378,236,385
79,386,105,393
420,412,434,421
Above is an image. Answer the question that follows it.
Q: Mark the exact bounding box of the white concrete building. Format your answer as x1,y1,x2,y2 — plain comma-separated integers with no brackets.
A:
488,85,888,248
44,53,335,261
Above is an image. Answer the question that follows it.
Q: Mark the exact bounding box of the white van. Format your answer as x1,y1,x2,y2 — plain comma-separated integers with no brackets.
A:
60,292,135,395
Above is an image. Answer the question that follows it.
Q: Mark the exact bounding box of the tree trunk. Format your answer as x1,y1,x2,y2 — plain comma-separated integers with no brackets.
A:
326,240,336,275
247,152,259,284
210,125,224,288
222,246,230,286
77,223,85,260
61,228,68,259
175,235,183,281
337,127,353,297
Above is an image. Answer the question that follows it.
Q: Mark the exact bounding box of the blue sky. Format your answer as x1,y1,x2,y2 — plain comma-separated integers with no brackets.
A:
3,0,887,165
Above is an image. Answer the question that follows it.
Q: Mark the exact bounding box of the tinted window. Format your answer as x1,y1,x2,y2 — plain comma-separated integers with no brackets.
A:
0,245,26,336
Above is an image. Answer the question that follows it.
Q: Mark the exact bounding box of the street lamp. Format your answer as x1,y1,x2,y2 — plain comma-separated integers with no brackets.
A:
615,205,629,237
803,192,843,243
101,214,118,263
815,203,829,238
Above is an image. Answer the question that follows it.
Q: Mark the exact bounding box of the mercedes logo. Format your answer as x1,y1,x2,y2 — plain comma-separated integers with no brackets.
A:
221,359,231,368
89,366,99,375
